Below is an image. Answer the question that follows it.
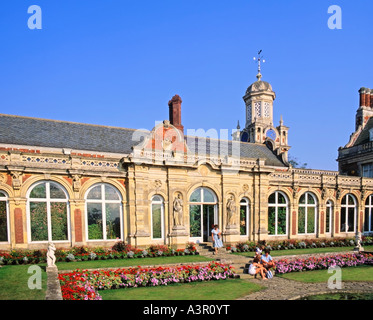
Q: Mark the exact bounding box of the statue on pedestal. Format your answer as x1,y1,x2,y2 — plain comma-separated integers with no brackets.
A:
173,194,183,226
354,232,364,252
226,195,236,226
47,242,56,267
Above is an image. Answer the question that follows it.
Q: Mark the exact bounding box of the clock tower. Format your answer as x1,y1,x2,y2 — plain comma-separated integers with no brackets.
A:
237,52,290,164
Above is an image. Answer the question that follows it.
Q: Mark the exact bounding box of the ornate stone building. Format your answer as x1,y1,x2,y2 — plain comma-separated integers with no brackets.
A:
1,72,373,251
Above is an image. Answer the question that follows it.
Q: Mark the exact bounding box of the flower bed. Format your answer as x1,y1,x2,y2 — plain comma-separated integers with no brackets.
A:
275,253,373,274
58,262,239,300
227,237,373,253
0,242,199,265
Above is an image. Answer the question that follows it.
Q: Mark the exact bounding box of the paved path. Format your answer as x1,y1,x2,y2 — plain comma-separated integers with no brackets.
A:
238,276,373,300
197,245,373,300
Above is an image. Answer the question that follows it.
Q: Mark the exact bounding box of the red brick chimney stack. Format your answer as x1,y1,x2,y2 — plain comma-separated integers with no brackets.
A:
168,94,184,134
359,87,367,107
359,87,373,108
366,89,371,108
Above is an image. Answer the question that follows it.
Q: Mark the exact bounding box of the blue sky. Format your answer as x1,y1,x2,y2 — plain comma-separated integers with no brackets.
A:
0,0,372,170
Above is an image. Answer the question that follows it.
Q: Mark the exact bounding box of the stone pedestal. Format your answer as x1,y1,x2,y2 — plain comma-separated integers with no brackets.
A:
45,265,63,300
223,224,240,246
169,226,189,249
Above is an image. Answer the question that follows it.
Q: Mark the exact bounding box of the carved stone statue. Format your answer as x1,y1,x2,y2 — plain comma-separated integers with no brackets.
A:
173,194,183,226
226,195,236,226
72,175,81,192
47,242,56,267
354,232,364,252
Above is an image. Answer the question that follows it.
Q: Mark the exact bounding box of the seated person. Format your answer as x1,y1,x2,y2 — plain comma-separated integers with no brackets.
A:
255,244,265,257
260,249,275,271
248,256,267,280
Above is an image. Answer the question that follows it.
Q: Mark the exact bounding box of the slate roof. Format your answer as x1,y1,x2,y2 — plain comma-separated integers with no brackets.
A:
0,114,286,167
354,117,373,146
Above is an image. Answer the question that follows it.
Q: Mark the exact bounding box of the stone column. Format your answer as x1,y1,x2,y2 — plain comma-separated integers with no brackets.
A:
69,200,85,246
9,198,27,249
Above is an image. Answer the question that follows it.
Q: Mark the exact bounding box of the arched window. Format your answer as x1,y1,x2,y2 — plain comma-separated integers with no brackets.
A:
189,187,218,242
268,191,288,236
364,195,373,233
340,194,357,233
86,184,122,241
240,198,249,236
28,181,70,242
151,195,164,240
0,191,9,243
326,200,333,234
298,192,317,234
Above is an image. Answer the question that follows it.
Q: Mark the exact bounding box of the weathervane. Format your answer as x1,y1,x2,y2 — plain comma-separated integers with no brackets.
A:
253,50,265,81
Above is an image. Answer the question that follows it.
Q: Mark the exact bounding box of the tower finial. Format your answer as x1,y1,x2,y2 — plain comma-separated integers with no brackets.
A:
253,50,265,81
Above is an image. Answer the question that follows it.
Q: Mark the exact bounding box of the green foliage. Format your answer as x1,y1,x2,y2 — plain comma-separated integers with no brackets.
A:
88,224,103,240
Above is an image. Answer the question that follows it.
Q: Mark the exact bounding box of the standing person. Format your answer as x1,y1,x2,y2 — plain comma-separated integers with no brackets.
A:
261,249,275,271
211,224,223,255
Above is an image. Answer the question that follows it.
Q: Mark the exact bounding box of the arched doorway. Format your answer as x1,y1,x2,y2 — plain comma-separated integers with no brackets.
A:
189,187,218,243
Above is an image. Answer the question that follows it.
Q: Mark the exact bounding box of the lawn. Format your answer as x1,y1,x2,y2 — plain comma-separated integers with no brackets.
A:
56,255,213,271
233,246,373,258
0,265,47,300
0,255,212,300
100,278,262,300
278,265,373,283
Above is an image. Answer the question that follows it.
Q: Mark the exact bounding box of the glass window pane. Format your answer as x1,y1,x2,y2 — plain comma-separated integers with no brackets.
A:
371,209,373,232
277,207,287,235
87,203,103,240
268,207,276,235
152,196,162,202
348,207,355,232
299,194,306,205
365,207,370,232
268,193,276,204
277,192,287,204
190,205,201,237
50,184,66,199
298,207,305,234
105,185,120,201
87,185,102,200
30,202,48,241
30,183,46,198
340,207,347,232
106,203,121,239
348,195,355,206
240,205,247,235
0,201,7,241
203,189,215,203
326,206,331,233
0,192,6,198
307,193,315,205
152,203,162,239
307,207,315,233
190,189,201,202
341,196,347,205
51,202,68,241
